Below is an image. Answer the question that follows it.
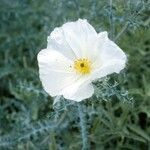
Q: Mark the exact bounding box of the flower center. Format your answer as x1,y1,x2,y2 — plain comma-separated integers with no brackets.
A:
74,58,92,74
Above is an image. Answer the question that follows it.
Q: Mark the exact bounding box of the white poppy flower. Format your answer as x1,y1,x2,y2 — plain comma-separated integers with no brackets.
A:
37,19,127,102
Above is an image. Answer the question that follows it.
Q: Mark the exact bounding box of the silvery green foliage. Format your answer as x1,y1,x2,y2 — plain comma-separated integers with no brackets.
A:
0,0,150,149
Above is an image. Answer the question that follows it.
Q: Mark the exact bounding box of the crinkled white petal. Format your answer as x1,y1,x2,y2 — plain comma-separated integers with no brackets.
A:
98,32,127,62
93,59,126,80
37,49,77,96
87,31,109,67
92,32,127,79
61,74,91,97
38,49,74,73
48,19,98,60
98,31,108,39
63,83,94,101
48,30,76,60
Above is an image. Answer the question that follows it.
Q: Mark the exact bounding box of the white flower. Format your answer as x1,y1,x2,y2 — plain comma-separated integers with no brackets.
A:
37,19,127,102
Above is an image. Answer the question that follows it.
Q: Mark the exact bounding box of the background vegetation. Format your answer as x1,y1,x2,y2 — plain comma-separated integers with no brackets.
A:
0,0,150,149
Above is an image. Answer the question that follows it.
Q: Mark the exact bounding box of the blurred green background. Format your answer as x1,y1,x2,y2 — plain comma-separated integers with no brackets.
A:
0,0,150,149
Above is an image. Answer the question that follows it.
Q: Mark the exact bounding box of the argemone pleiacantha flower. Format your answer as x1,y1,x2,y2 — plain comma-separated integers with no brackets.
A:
37,19,127,102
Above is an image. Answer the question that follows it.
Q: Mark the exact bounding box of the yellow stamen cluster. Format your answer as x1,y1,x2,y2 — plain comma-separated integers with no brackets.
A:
74,58,92,74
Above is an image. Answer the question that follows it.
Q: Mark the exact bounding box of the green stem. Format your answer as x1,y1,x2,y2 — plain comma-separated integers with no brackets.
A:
77,103,90,150
109,0,115,40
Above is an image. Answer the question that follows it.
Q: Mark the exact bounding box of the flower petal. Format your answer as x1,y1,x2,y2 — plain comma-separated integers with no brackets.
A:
37,49,77,96
37,49,73,73
63,83,94,101
48,19,98,60
87,31,108,65
92,31,127,79
48,29,76,60
93,59,126,80
98,32,127,62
